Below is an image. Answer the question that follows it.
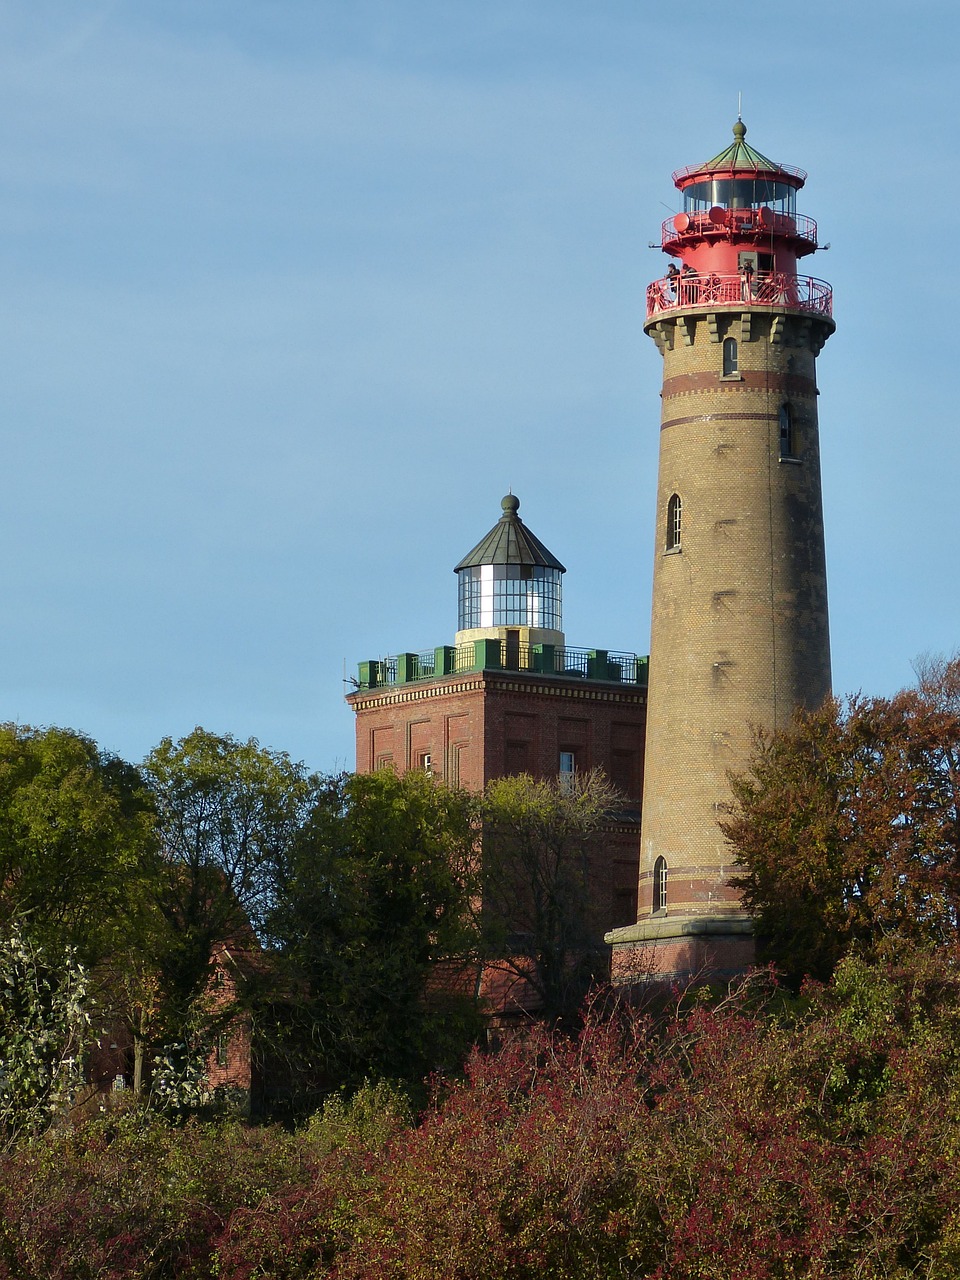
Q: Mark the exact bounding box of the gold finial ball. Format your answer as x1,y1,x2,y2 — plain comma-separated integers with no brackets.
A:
733,120,746,141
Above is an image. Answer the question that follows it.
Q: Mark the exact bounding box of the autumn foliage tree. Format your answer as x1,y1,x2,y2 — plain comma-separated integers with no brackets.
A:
723,655,960,986
5,950,960,1278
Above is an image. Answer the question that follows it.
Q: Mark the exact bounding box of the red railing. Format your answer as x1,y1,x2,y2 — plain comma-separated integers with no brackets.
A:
671,159,806,184
646,272,833,321
660,209,817,246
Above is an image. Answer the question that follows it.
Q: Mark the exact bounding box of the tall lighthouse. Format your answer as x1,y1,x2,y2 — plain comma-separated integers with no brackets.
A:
608,121,834,981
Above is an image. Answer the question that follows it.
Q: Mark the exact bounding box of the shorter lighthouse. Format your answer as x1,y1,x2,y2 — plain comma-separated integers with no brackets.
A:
608,121,835,982
347,494,649,972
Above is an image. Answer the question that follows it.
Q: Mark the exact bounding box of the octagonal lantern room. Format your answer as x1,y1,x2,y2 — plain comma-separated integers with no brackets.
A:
454,495,565,649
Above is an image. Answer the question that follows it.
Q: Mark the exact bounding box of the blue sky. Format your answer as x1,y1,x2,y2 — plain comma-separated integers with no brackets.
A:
1,1,956,773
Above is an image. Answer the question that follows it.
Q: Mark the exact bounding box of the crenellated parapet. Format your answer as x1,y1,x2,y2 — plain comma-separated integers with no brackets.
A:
646,306,834,356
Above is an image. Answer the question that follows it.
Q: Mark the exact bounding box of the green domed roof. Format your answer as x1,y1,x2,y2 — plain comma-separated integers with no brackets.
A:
677,120,806,183
454,494,565,573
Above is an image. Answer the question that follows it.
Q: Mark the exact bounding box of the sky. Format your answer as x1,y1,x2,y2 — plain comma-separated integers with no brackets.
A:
1,0,957,774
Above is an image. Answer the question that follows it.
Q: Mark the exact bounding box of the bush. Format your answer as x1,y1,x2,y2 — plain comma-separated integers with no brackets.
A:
5,956,960,1278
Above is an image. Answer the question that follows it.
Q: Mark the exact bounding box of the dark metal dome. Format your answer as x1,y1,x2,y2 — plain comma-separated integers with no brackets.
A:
454,495,565,574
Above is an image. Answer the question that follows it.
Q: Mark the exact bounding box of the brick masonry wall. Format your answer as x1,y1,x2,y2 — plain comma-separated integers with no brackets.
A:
347,671,647,929
638,307,833,918
609,932,757,986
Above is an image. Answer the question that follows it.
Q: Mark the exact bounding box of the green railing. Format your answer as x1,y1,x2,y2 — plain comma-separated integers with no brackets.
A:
356,642,648,691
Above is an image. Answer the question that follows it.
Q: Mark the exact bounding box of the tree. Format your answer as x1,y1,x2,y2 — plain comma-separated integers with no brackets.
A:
0,723,157,964
142,728,322,1046
480,770,620,1025
723,656,960,987
266,768,482,1100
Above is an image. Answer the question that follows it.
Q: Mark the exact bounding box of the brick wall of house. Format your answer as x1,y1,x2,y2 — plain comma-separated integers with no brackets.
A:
348,669,646,932
349,670,646,801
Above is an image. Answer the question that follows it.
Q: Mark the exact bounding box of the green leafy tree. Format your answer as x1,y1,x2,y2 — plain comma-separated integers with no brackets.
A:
267,768,482,1100
0,724,157,965
723,656,960,987
142,728,322,1049
480,769,620,1025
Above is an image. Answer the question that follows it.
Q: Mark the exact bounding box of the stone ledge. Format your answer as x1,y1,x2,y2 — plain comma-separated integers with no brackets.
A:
605,913,754,946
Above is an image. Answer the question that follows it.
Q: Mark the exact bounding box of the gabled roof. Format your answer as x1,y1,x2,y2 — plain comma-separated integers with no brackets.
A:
454,494,565,573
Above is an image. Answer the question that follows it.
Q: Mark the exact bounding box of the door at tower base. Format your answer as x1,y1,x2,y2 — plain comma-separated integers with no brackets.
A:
610,122,835,987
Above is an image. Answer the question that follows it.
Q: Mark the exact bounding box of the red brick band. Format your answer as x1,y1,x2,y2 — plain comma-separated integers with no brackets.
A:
662,370,817,397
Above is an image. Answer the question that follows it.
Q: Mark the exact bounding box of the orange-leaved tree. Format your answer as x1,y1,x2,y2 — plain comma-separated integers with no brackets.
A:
723,655,960,987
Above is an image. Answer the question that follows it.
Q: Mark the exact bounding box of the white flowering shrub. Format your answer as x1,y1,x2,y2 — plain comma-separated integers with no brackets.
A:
0,925,90,1139
149,1037,211,1115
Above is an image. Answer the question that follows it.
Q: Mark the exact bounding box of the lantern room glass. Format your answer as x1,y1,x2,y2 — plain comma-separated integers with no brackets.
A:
457,564,563,632
682,178,797,215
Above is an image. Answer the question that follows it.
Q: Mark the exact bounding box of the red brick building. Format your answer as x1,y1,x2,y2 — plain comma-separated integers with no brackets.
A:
85,940,257,1111
346,494,647,948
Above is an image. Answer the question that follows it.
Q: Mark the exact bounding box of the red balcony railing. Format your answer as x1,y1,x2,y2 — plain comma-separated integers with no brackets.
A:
646,272,833,321
660,208,818,247
672,159,807,184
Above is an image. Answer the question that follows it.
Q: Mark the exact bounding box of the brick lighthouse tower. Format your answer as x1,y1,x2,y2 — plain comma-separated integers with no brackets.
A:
608,121,835,982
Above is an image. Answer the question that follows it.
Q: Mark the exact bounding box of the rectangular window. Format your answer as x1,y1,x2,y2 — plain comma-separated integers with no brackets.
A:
779,403,799,461
504,629,521,670
559,750,575,794
419,752,432,774
610,749,637,798
216,1037,228,1068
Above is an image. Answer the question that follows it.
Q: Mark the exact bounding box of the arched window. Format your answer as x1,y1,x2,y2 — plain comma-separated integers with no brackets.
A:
666,493,682,551
722,336,739,377
653,856,668,914
779,403,795,459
